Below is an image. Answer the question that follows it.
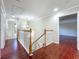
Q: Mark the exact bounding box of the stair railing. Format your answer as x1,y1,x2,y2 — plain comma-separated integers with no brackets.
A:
32,29,53,47
17,28,33,56
17,28,53,57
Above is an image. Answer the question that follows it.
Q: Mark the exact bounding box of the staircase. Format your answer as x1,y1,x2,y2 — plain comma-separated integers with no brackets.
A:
17,28,53,57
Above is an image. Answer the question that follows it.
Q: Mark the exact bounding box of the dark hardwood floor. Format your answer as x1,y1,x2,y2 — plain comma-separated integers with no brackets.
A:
1,39,29,59
32,43,79,59
1,38,79,59
60,35,77,50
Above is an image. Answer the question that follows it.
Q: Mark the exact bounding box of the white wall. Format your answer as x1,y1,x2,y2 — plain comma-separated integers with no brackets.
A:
77,12,79,50
60,16,77,37
1,11,6,48
28,19,44,51
60,23,77,37
1,0,6,48
42,17,59,45
0,10,1,48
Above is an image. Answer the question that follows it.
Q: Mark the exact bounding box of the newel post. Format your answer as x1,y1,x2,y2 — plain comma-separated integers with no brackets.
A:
29,28,33,59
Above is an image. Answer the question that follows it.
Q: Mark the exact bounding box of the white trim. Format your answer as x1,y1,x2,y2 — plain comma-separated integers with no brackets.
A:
54,41,59,44
77,12,79,50
59,5,79,13
46,41,59,46
18,40,29,54
1,0,6,16
59,12,78,19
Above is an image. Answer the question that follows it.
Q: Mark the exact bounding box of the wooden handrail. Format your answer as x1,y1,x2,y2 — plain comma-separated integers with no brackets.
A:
17,28,33,56
29,28,32,55
17,29,20,40
44,29,46,46
32,33,45,45
17,29,53,56
45,30,53,31
44,29,53,46
32,29,53,46
19,30,31,32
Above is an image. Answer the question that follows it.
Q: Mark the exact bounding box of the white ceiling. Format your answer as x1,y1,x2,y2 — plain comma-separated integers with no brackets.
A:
3,0,79,18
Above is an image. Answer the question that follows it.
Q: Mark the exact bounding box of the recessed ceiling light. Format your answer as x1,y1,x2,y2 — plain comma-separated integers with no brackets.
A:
53,8,59,12
12,15,15,18
16,0,21,2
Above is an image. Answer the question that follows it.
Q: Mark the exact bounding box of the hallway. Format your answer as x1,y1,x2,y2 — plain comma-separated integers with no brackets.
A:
1,0,79,59
1,39,79,59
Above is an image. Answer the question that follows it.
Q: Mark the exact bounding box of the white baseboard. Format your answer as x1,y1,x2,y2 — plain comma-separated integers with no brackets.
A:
46,41,59,46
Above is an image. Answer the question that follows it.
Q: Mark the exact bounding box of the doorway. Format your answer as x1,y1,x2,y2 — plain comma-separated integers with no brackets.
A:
59,13,77,50
7,21,16,39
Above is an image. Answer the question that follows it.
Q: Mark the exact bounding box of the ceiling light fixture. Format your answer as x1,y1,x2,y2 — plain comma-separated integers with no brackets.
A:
53,8,59,12
12,15,15,18
16,0,21,2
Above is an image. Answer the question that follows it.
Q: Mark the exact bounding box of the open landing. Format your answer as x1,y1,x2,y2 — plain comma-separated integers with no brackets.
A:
1,39,79,59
